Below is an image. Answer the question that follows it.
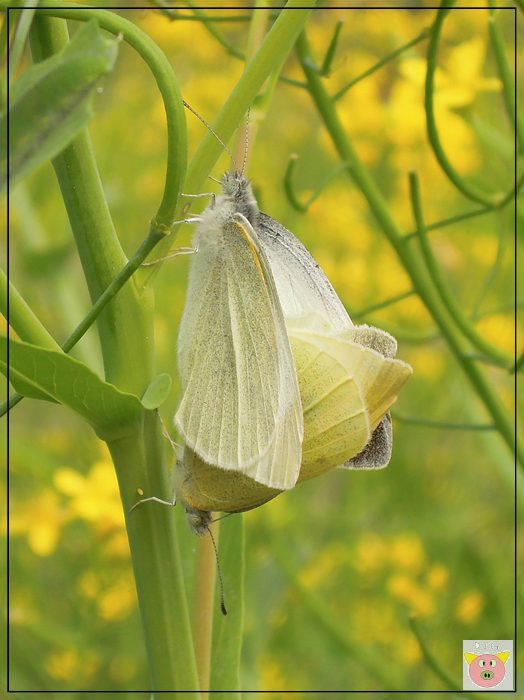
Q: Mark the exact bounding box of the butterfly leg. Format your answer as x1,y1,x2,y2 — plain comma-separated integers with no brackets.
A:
130,495,176,513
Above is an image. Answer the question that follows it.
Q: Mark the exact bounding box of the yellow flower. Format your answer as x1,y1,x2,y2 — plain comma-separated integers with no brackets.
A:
45,649,79,681
389,533,426,574
476,314,516,354
353,532,387,576
387,574,435,617
10,489,67,556
54,459,125,532
426,564,449,591
455,590,485,624
98,577,136,621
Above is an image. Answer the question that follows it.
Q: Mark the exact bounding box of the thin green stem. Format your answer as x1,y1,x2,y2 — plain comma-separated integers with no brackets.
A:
404,205,492,241
409,172,512,369
27,0,187,231
0,227,167,418
393,412,496,431
320,19,343,76
488,1,524,153
296,31,521,469
283,154,347,212
334,26,430,101
8,3,37,83
352,289,415,317
144,0,317,280
272,538,401,688
409,616,507,700
425,0,498,206
0,268,60,350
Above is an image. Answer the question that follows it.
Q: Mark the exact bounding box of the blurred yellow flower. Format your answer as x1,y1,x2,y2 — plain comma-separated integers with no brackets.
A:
258,656,287,691
353,532,386,576
77,571,100,600
45,648,79,681
395,632,423,665
98,577,136,621
54,459,125,532
389,533,426,574
405,346,445,381
455,590,485,624
476,313,516,354
299,542,349,589
10,489,67,556
426,563,449,591
387,573,435,617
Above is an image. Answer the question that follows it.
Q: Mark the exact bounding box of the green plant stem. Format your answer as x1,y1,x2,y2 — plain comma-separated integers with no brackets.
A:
145,0,317,279
29,17,198,693
488,1,524,154
0,226,167,418
0,268,60,350
393,412,495,431
409,173,512,369
193,528,218,697
352,289,415,317
334,26,430,101
8,3,37,82
108,412,199,693
30,17,153,391
425,0,497,207
409,616,507,700
272,538,400,688
20,0,187,232
296,31,522,469
320,19,343,76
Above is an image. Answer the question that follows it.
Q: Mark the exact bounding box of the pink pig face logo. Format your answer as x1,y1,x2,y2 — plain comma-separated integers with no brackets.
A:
464,651,510,688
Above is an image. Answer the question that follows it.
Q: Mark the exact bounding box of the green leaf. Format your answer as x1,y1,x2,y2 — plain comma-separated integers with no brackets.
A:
0,20,119,192
210,515,244,695
0,336,143,440
141,372,172,410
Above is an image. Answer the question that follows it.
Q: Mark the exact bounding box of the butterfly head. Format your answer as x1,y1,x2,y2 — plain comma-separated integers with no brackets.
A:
221,171,259,225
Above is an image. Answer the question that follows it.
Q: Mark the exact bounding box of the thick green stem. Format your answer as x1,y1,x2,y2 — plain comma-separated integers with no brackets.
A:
296,32,521,469
28,17,197,693
108,411,199,693
30,17,153,392
193,526,218,697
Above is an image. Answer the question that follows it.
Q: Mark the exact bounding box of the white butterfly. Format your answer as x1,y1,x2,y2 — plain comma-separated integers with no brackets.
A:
173,172,412,533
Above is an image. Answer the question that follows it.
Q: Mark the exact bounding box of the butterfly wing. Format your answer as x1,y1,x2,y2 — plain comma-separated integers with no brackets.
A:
175,213,303,489
344,413,393,469
257,212,352,330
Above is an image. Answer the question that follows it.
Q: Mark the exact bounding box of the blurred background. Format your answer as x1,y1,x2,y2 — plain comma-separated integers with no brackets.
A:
4,3,522,694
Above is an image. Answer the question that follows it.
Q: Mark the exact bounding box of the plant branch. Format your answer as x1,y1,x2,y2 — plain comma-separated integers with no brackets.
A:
296,31,522,469
334,26,430,101
425,0,499,206
409,172,512,369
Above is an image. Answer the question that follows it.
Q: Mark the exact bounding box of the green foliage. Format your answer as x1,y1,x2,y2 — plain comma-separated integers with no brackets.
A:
0,20,118,192
3,2,520,696
1,336,143,439
141,372,172,409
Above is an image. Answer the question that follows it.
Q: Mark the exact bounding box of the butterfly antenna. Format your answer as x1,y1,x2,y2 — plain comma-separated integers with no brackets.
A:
183,100,236,172
241,106,250,176
206,524,227,615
